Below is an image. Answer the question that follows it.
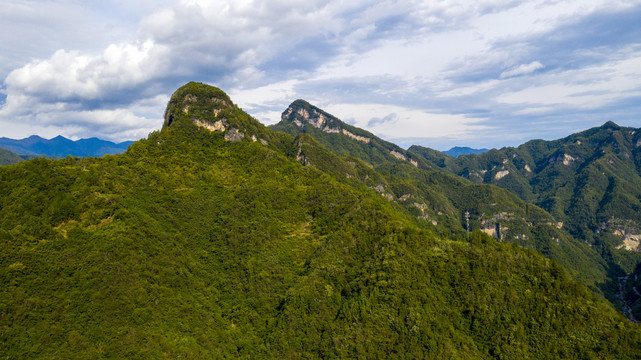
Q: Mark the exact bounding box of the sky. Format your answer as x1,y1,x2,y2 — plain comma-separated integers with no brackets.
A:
1,0,640,150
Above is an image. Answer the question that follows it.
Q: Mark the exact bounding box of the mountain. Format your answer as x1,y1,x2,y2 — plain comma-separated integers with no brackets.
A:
271,99,619,301
0,135,134,158
2,82,640,358
444,146,490,157
0,147,32,165
271,99,426,167
409,122,641,267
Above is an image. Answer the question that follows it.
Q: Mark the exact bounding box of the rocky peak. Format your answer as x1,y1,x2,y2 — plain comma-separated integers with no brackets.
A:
281,99,339,129
163,81,233,128
161,82,269,145
281,99,371,143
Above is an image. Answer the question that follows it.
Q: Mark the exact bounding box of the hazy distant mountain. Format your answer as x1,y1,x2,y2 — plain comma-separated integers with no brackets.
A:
0,135,134,158
444,146,490,157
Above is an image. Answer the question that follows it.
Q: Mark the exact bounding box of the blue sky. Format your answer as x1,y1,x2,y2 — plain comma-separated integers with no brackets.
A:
1,0,640,150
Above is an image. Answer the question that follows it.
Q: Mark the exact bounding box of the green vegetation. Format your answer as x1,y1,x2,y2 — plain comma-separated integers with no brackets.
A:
0,147,37,165
623,262,641,320
410,122,641,253
0,147,24,165
270,99,614,301
410,122,641,307
2,83,640,358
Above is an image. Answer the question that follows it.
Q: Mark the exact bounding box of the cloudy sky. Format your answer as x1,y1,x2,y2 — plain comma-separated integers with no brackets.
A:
1,0,640,150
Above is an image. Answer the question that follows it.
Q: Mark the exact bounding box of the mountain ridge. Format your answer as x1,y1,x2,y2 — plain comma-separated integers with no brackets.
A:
271,99,426,168
269,98,624,304
0,134,134,158
409,121,641,308
0,147,36,165
409,121,641,254
444,146,490,157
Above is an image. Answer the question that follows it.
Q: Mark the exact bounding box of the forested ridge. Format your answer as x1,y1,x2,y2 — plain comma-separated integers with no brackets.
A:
271,99,624,306
410,122,641,313
1,82,640,358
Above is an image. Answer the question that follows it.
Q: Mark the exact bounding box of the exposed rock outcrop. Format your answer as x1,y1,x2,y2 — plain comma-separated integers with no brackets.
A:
281,100,372,144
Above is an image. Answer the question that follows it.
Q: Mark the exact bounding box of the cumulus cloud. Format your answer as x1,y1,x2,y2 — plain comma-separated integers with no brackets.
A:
1,0,402,139
4,40,165,109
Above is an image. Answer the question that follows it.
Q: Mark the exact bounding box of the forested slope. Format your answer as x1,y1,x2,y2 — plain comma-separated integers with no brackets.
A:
1,82,640,358
271,99,614,301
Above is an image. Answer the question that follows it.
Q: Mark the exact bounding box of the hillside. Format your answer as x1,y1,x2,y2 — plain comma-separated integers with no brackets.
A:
271,100,615,301
2,82,640,358
0,147,30,165
409,123,641,271
0,135,133,158
623,262,641,320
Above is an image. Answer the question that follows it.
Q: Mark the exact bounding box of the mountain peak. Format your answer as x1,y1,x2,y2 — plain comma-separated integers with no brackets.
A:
444,146,490,157
282,99,343,130
601,121,620,130
162,82,271,145
163,81,233,128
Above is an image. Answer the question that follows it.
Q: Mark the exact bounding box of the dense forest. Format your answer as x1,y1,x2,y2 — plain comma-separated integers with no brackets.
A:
1,82,640,358
271,99,632,306
409,122,641,312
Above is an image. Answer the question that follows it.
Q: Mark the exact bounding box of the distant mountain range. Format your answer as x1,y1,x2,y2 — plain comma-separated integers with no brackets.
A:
443,146,490,157
0,135,134,159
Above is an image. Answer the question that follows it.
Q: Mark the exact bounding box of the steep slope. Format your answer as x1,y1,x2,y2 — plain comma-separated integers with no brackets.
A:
623,262,641,321
2,82,640,358
271,99,612,298
410,122,641,272
271,99,425,167
0,135,133,157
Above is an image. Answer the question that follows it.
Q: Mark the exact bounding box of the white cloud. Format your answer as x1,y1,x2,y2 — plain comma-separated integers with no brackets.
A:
229,79,300,124
499,61,544,78
3,40,165,109
497,51,641,107
320,103,490,142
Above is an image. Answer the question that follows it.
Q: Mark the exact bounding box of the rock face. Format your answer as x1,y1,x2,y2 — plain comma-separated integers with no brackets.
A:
494,170,510,180
224,128,245,142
